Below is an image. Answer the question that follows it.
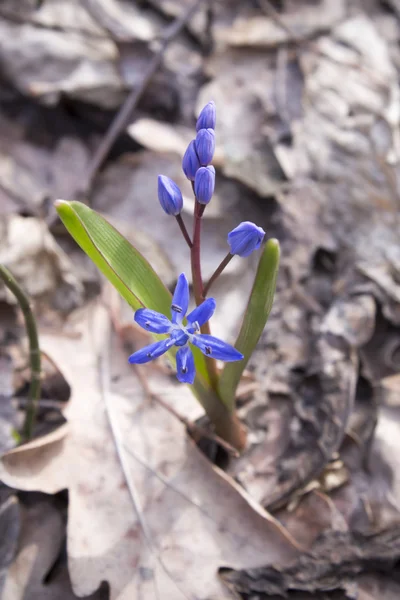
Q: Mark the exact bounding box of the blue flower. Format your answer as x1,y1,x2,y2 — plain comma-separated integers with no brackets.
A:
182,140,201,181
194,166,215,204
128,273,243,384
227,221,266,257
196,101,216,131
195,128,215,166
158,175,183,215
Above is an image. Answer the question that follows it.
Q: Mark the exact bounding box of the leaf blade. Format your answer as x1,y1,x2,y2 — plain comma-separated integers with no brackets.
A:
218,239,280,410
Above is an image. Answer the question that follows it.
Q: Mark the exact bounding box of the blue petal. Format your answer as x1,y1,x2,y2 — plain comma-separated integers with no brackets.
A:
171,273,189,324
182,140,201,181
158,175,183,216
128,338,173,364
196,101,216,132
176,346,195,384
186,298,216,331
195,129,215,166
194,166,215,205
227,221,265,258
191,334,243,362
134,308,172,334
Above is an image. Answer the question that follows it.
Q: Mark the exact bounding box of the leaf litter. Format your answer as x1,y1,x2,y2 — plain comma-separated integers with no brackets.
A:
2,0,400,598
0,301,301,599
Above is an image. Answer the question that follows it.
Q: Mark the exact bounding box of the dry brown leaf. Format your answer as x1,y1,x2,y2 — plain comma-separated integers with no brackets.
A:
2,495,103,600
0,302,301,599
0,489,20,594
0,0,124,108
0,215,83,311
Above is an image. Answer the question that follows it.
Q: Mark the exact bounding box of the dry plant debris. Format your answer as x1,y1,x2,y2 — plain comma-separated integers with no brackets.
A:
0,303,300,599
1,0,400,598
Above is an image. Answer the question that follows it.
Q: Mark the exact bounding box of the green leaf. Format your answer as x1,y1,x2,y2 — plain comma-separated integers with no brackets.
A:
218,239,280,411
55,200,170,312
55,200,211,389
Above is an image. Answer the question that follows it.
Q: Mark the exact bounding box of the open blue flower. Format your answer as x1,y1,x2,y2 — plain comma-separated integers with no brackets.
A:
128,273,243,384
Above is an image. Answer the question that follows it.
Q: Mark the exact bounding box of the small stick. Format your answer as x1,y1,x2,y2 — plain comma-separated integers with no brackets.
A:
81,0,206,194
0,265,41,440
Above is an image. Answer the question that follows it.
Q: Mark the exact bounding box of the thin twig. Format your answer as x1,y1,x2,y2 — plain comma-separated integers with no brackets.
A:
81,0,206,194
0,265,41,440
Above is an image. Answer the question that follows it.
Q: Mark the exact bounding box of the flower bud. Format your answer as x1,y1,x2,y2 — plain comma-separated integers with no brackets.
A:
194,166,215,204
196,101,216,132
227,222,266,257
195,128,215,166
157,175,183,216
182,140,201,181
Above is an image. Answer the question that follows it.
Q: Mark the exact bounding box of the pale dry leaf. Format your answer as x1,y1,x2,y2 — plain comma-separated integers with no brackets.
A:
127,119,194,159
0,302,300,600
0,215,83,311
83,0,162,42
196,52,290,196
0,490,20,596
0,353,17,455
215,0,346,48
0,0,124,108
2,495,103,600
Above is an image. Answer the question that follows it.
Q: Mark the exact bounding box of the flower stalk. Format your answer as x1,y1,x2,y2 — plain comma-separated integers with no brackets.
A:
175,214,192,248
191,200,205,306
203,253,234,298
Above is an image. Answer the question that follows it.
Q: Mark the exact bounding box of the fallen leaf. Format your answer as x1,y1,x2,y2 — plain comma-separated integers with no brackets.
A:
2,494,103,599
0,215,83,311
0,489,20,594
0,0,124,108
0,302,301,599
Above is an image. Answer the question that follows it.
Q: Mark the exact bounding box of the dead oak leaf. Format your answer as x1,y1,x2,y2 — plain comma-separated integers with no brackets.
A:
0,302,300,600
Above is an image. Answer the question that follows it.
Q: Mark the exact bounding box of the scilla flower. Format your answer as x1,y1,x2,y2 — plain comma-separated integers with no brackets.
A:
158,175,183,215
228,222,266,257
182,140,201,181
196,101,216,131
128,274,243,384
194,166,215,204
195,128,215,166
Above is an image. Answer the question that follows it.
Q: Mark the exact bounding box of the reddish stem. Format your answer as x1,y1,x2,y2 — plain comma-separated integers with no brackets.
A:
190,199,219,388
191,201,204,305
175,214,192,248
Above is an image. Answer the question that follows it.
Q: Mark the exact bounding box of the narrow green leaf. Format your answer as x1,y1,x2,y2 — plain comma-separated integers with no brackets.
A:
218,239,280,411
55,200,170,312
55,200,211,388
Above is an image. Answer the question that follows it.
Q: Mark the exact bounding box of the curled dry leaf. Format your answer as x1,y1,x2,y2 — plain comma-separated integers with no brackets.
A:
0,302,301,600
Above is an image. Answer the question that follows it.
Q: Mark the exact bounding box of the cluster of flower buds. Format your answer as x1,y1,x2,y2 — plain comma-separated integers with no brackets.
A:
182,101,216,205
157,101,265,258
